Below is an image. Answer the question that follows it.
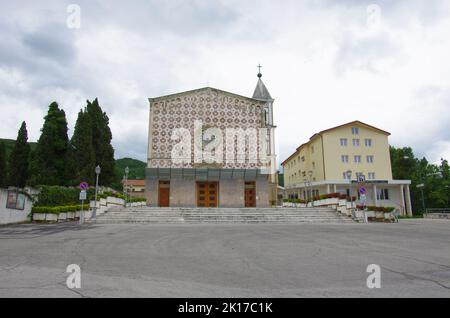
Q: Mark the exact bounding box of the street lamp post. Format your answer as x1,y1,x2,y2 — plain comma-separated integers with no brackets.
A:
346,170,355,219
416,183,426,213
92,165,101,220
124,166,129,206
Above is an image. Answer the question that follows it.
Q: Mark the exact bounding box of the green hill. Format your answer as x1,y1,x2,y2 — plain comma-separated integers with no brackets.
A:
115,157,146,180
0,138,37,158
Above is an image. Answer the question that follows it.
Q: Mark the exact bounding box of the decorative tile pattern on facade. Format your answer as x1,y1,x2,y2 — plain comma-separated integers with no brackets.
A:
149,88,265,169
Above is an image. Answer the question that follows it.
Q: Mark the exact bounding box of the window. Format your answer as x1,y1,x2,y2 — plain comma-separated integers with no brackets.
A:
356,172,363,180
301,156,305,162
353,139,360,147
311,146,315,153
352,127,359,135
343,172,349,180
302,171,306,177
312,162,316,169
377,189,390,200
367,155,374,163
341,155,349,163
368,172,375,180
354,155,362,163
6,190,26,210
365,139,372,147
340,138,348,146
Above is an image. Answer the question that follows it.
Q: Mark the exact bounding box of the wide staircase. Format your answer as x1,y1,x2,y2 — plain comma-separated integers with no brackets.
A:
94,207,354,224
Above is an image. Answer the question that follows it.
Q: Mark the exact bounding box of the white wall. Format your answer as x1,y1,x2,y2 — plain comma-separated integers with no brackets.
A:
0,189,33,225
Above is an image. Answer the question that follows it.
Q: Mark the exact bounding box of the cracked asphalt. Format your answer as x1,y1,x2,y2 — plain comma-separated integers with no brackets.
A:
0,219,449,297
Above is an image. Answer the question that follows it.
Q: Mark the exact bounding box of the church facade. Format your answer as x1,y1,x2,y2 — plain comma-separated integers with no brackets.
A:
145,74,277,207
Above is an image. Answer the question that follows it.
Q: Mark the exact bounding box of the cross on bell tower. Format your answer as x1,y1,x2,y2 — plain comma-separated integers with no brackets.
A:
257,64,262,78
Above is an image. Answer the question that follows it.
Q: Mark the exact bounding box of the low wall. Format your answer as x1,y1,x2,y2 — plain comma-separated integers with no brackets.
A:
424,213,450,220
0,188,33,225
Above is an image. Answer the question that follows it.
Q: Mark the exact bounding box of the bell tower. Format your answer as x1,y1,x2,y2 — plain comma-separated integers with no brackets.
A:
252,65,277,204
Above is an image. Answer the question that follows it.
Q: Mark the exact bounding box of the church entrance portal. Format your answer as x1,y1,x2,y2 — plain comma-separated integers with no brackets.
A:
196,182,218,207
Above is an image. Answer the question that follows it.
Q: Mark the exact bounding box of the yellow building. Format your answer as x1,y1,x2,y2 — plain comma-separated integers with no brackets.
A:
281,121,412,216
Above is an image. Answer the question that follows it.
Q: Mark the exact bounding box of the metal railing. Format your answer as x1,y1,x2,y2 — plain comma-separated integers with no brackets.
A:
426,208,450,214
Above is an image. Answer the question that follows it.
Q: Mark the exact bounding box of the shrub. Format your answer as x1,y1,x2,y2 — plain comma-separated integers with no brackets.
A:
32,204,89,215
128,197,146,203
35,186,95,207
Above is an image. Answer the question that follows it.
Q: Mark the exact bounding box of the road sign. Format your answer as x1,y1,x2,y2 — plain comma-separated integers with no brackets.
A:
79,190,87,201
79,182,88,190
359,187,367,195
360,194,367,203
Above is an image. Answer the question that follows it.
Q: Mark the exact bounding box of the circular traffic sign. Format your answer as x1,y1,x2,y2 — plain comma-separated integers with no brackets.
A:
79,182,89,190
359,187,367,195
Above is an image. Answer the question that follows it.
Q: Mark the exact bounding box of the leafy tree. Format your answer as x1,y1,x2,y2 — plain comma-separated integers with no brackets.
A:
31,102,69,185
86,98,116,186
68,109,96,185
0,142,7,187
390,146,450,214
7,122,31,188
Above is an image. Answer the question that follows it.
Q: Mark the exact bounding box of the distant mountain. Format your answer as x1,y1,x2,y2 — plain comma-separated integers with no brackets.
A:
115,157,146,180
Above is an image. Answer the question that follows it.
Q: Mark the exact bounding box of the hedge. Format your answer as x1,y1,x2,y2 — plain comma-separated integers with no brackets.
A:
356,205,395,213
32,205,88,215
128,197,146,203
34,186,95,207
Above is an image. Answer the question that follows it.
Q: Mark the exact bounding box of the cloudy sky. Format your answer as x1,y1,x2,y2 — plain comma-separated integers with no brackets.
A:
1,0,449,166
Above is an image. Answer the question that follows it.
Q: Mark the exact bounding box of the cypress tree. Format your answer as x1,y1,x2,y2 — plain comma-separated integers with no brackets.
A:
86,98,115,186
8,122,31,188
68,109,96,185
0,142,7,188
32,102,69,185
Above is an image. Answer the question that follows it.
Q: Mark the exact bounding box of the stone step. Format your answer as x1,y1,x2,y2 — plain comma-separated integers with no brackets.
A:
95,207,354,224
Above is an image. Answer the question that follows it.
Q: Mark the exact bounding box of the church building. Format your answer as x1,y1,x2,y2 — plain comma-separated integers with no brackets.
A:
145,71,277,207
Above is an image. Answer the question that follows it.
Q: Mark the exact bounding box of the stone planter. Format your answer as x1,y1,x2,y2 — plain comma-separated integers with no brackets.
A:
33,213,46,221
375,211,384,219
355,210,365,219
45,213,58,222
75,211,80,218
365,211,376,218
58,213,67,221
106,196,125,206
66,212,75,220
328,198,339,205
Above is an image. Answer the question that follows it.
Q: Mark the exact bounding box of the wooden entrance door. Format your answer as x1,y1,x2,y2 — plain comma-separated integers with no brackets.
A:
158,181,170,207
197,182,218,207
245,182,256,207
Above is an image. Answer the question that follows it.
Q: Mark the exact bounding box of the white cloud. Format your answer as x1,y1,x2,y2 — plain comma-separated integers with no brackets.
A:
0,0,449,165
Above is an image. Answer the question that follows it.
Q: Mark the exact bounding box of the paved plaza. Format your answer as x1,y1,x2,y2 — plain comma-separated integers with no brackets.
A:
0,219,449,297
